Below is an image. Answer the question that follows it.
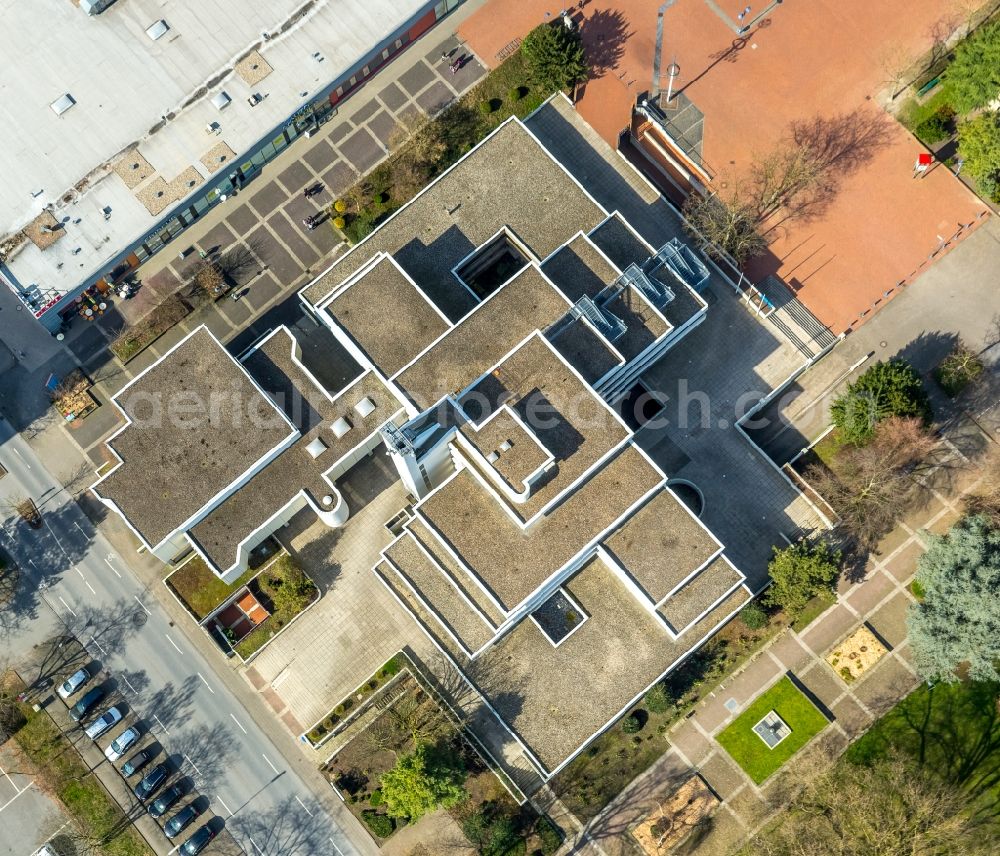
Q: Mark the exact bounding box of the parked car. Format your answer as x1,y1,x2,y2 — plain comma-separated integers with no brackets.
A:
133,764,168,802
148,783,183,818
164,803,200,839
104,726,140,761
121,747,153,778
84,705,122,740
69,686,105,722
57,668,90,699
180,824,216,855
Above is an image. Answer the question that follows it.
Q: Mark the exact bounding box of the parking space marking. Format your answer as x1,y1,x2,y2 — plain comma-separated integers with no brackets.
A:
83,579,97,595
133,595,151,615
89,636,108,657
229,714,247,735
294,795,313,816
164,634,182,654
215,794,234,817
246,835,266,855
57,595,77,617
120,674,138,694
153,714,170,735
0,765,32,813
197,673,215,694
329,836,345,856
105,556,122,578
184,754,203,778
262,753,280,775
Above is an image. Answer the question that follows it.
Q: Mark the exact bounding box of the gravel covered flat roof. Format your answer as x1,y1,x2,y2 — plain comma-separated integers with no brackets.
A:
324,255,451,376
302,120,606,314
478,555,749,772
603,488,720,604
394,266,571,409
540,233,620,302
421,444,662,610
588,213,652,271
460,407,551,495
657,556,744,635
95,327,296,549
548,317,623,385
189,328,403,571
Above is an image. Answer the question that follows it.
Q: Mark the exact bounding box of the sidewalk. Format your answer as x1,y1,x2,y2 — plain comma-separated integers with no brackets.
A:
576,426,992,855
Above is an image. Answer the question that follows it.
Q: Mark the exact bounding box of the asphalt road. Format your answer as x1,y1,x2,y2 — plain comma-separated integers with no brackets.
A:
0,417,365,856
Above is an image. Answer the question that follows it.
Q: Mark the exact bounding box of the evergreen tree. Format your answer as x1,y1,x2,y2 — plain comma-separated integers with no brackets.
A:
831,359,931,445
520,21,588,92
907,515,1000,683
764,540,841,615
946,20,1000,113
380,741,466,820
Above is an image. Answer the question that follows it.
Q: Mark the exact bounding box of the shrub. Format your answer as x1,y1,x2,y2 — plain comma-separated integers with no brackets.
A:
508,86,526,102
380,742,467,820
333,199,347,213
740,601,769,630
644,683,670,714
944,18,1000,113
934,342,984,397
914,106,956,144
362,810,395,838
621,713,642,734
332,216,345,230
764,540,841,615
830,359,931,445
535,816,563,855
369,788,383,807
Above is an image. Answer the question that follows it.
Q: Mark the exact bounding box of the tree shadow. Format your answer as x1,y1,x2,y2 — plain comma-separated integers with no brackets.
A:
144,674,200,732
580,8,632,80
231,795,333,856
171,722,237,792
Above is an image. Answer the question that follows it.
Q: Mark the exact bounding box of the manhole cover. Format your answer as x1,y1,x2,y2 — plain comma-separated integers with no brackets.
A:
133,610,148,627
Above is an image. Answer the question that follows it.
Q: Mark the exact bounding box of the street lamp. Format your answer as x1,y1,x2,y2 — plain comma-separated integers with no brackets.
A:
665,60,680,104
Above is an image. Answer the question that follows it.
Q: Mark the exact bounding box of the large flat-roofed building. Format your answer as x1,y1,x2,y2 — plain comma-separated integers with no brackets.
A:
0,0,471,329
302,113,750,779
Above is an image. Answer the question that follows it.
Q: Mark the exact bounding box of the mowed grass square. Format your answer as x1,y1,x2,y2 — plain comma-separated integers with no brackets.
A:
716,676,828,783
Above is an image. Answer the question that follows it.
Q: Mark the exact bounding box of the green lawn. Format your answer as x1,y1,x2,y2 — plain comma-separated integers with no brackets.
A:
846,680,1000,801
165,555,256,621
717,676,829,783
234,555,317,659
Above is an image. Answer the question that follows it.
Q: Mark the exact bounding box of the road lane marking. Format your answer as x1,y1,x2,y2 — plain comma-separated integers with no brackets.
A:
261,753,280,775
57,595,77,617
89,636,108,657
329,837,345,856
215,795,233,817
120,674,138,694
104,557,122,578
197,672,215,694
164,634,182,653
134,595,151,615
294,795,313,816
152,714,170,735
229,713,247,735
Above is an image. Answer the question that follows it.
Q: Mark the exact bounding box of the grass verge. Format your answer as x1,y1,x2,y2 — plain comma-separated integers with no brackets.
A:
790,590,836,633
15,701,151,856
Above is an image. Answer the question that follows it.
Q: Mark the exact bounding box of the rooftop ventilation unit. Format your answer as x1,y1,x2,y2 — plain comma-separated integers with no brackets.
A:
354,396,376,418
211,91,232,111
331,417,352,439
146,20,169,40
306,437,328,459
50,94,76,116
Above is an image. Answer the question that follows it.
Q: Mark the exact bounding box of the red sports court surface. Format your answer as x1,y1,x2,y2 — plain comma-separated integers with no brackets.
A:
461,0,989,333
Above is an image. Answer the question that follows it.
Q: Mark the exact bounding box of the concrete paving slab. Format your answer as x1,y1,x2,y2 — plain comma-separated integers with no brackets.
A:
268,210,320,269
245,223,304,285
321,161,359,196
900,488,946,533
218,292,253,326
799,604,857,656
68,403,122,452
198,308,235,341
248,181,287,217
228,203,260,236
830,693,874,738
927,507,962,535
872,522,915,560
438,54,486,91
845,570,896,615
302,138,339,174
884,540,925,582
326,120,354,146
338,126,385,174
416,79,455,115
851,656,920,717
303,219,341,259
398,60,435,95
670,720,714,765
349,98,381,125
769,631,812,671
199,221,238,254
277,160,314,195
378,81,408,112
867,590,911,649
796,663,844,709
698,751,748,800
243,273,284,314
725,786,769,828
67,324,108,365
368,110,401,149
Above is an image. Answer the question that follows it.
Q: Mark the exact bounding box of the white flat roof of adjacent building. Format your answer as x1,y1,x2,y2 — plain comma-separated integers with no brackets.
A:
0,0,427,302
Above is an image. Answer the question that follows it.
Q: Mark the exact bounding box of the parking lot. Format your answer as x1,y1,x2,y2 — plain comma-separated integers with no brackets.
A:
0,742,73,856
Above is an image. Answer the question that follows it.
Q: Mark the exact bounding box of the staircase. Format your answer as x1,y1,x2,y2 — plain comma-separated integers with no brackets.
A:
760,275,838,359
570,295,627,342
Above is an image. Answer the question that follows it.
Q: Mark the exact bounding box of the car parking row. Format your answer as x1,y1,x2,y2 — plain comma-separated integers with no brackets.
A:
57,666,223,854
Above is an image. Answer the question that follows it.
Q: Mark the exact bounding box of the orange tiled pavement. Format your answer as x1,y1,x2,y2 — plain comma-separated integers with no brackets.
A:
460,0,989,334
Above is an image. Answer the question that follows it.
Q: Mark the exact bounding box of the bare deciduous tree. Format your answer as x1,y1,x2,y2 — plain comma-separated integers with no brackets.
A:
808,417,936,550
